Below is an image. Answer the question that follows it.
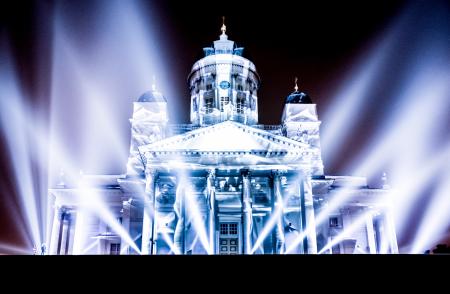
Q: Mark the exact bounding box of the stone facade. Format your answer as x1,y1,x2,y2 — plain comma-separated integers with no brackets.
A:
47,26,398,255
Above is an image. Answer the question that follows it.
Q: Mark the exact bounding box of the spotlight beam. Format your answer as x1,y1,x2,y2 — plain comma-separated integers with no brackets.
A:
318,211,373,254
321,9,408,165
410,167,450,253
179,178,210,254
251,186,291,254
389,142,450,240
285,185,359,254
0,63,42,250
160,231,179,255
80,239,100,255
77,185,141,254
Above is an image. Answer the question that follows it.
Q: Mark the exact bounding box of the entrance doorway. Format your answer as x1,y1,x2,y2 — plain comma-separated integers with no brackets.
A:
219,222,239,255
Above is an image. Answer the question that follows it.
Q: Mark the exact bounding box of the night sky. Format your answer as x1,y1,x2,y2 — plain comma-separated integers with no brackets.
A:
1,0,449,252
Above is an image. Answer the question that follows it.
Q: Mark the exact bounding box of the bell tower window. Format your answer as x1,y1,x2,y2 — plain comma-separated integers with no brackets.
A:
204,91,214,114
236,92,246,115
220,96,230,111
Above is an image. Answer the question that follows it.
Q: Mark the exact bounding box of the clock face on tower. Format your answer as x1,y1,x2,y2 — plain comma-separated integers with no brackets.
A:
219,80,231,89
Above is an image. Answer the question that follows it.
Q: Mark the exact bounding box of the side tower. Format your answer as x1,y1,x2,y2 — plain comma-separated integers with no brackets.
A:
126,83,168,177
281,79,324,176
187,20,260,126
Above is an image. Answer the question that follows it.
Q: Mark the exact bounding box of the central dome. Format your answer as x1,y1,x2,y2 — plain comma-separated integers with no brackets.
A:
187,25,260,126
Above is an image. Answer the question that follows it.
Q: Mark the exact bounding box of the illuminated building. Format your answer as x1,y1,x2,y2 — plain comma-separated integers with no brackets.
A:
47,22,398,255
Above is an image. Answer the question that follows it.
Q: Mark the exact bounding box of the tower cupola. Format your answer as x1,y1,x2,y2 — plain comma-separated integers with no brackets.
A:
188,18,260,126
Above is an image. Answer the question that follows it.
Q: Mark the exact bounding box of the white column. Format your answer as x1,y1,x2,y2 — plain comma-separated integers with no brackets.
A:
303,176,317,254
67,211,76,254
273,171,285,253
49,206,62,255
56,209,68,255
57,210,71,255
365,211,377,254
207,169,216,254
142,169,157,255
242,170,253,254
377,215,388,253
120,200,131,255
385,210,399,254
174,178,185,254
64,211,73,255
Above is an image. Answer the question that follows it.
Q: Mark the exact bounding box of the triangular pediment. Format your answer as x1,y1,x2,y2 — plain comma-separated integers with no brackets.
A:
139,121,308,155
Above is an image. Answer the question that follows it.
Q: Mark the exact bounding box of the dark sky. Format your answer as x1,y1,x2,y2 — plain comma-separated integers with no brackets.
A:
1,0,449,251
148,0,408,125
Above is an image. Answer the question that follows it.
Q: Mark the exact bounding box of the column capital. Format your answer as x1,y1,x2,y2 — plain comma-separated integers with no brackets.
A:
272,169,288,177
241,168,251,177
60,206,73,214
207,168,216,179
60,208,72,221
55,207,65,220
145,168,158,179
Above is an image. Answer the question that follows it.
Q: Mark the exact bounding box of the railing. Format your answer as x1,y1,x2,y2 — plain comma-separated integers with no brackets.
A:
167,124,199,135
167,123,282,135
252,124,282,131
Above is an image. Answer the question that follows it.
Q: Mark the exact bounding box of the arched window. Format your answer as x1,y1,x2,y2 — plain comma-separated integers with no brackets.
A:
236,92,246,115
204,91,214,114
220,96,230,112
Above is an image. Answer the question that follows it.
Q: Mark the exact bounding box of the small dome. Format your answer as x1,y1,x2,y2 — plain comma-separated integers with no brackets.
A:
137,90,166,102
285,91,312,104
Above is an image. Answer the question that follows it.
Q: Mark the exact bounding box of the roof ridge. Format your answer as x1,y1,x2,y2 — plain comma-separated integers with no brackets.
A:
139,121,309,155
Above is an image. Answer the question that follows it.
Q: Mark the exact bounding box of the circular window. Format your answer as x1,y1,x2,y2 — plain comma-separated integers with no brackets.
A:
219,81,231,89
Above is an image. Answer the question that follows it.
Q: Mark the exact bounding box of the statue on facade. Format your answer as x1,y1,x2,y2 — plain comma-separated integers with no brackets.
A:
284,222,297,233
